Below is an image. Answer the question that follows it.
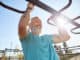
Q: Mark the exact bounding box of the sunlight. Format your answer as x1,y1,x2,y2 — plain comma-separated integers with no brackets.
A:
55,15,68,28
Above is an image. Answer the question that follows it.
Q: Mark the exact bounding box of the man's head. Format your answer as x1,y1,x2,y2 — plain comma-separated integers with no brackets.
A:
29,17,42,35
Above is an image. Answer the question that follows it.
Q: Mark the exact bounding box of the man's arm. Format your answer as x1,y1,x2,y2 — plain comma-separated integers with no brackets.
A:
18,3,34,39
53,27,70,43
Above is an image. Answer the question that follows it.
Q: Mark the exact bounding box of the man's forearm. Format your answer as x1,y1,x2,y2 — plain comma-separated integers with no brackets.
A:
18,2,34,39
19,9,31,27
21,2,34,26
58,27,70,40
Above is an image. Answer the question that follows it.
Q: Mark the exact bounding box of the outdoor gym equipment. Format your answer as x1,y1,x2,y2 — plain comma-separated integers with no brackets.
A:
0,0,80,34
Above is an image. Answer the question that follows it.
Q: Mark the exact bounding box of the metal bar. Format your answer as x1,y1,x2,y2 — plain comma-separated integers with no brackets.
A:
1,0,80,34
27,0,58,14
0,2,25,13
59,0,72,12
26,0,80,34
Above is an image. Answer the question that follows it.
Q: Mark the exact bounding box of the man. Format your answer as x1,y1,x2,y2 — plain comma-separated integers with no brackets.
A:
18,2,70,60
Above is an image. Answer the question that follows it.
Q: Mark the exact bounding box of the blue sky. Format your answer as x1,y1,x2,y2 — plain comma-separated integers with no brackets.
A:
0,0,80,50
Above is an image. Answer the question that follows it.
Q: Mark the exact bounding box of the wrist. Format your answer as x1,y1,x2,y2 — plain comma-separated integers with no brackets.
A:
27,7,33,11
27,7,33,10
26,8,32,13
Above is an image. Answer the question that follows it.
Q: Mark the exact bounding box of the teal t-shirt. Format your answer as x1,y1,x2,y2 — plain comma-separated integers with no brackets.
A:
20,32,59,60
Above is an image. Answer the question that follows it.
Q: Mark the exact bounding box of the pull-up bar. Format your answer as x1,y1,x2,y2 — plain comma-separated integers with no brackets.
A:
26,0,80,34
0,0,80,34
0,2,25,13
0,0,72,14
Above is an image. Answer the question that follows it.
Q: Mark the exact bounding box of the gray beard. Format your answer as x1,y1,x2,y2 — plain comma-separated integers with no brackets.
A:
31,27,41,34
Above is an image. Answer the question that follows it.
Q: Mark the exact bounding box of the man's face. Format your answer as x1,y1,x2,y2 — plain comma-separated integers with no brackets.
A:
30,17,42,35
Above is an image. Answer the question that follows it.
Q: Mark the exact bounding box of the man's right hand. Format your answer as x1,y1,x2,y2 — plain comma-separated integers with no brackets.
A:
27,2,34,12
